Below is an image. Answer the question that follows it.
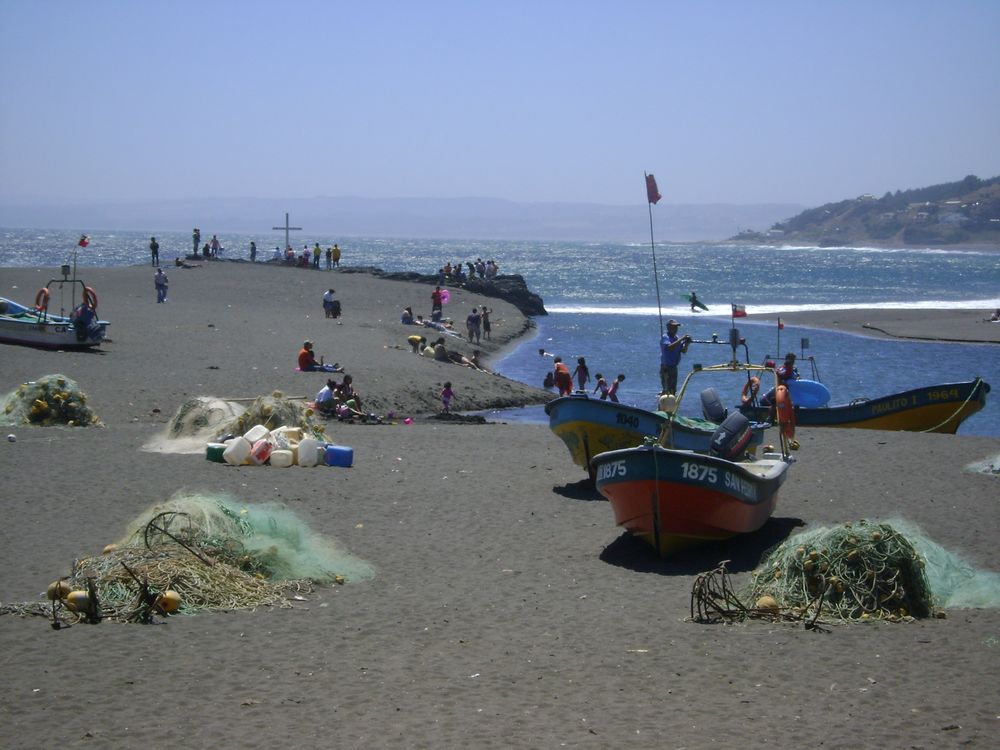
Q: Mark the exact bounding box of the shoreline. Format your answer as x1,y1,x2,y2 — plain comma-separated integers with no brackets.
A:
747,308,1000,345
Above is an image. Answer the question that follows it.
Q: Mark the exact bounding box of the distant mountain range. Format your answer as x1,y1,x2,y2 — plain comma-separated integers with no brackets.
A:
734,175,1000,247
0,196,802,243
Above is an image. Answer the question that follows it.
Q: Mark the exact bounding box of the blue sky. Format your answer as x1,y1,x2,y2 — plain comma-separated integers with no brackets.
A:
1,0,998,207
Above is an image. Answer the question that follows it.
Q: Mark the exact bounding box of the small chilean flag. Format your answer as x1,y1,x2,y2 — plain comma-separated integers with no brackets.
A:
78,234,90,248
645,173,662,205
778,318,785,330
731,303,747,318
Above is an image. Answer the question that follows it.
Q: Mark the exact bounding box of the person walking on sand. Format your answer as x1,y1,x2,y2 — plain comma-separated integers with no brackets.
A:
431,286,443,319
331,244,341,268
572,357,590,392
659,319,691,395
325,245,333,270
313,243,322,269
149,236,160,266
480,305,492,340
250,241,257,262
154,268,169,303
440,381,455,413
192,227,200,257
210,234,220,258
466,307,481,344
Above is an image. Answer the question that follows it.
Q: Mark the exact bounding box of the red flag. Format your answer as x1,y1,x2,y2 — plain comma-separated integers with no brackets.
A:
78,234,90,248
778,318,785,330
645,174,661,205
731,304,747,318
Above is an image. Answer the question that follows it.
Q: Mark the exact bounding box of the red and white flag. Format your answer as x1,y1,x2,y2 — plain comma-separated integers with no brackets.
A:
78,234,90,248
645,173,662,205
778,318,785,330
731,303,747,318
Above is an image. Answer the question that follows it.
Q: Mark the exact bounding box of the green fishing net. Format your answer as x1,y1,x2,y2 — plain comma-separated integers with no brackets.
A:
746,519,1000,621
0,374,101,426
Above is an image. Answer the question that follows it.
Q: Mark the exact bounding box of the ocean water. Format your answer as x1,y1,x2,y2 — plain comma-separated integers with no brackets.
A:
2,227,999,436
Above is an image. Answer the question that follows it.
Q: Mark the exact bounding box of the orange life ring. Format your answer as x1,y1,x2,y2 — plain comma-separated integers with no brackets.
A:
740,376,760,404
775,384,795,440
34,287,50,311
83,286,98,311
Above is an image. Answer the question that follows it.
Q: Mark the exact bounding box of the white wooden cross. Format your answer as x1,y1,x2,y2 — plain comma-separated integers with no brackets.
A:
272,212,302,250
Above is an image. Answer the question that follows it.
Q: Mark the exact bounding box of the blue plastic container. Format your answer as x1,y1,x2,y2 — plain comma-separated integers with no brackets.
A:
324,444,354,467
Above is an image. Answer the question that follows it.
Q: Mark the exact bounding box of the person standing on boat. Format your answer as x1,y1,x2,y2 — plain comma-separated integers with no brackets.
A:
150,236,160,266
154,268,169,303
659,319,691,395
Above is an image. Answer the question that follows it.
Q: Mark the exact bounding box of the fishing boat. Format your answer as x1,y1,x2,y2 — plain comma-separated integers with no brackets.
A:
591,361,794,556
739,378,990,434
0,276,108,349
544,392,768,478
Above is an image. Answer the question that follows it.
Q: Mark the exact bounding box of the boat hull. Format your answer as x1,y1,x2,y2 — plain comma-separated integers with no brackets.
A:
0,297,108,349
545,395,667,473
740,379,989,434
545,394,768,475
592,445,789,555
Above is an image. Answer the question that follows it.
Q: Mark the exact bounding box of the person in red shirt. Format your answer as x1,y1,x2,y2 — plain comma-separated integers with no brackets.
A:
552,357,573,396
607,373,626,403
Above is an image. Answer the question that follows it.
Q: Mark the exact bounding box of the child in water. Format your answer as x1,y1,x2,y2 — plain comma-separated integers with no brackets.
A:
593,373,609,400
607,374,626,403
572,357,590,392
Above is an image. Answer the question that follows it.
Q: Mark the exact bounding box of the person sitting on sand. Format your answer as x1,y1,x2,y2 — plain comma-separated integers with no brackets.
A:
314,378,339,415
335,374,363,412
432,338,483,369
990,309,1000,322
401,306,416,324
298,341,342,373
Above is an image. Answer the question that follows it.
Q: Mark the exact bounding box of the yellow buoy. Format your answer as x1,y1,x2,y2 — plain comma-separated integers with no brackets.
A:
156,590,181,613
755,595,780,613
64,590,91,612
46,580,73,601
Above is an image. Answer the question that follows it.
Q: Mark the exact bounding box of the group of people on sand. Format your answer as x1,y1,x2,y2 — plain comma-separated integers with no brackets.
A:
314,375,367,420
541,351,625,402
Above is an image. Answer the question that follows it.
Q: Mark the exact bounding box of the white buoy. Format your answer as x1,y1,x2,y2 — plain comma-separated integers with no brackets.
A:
6,434,16,443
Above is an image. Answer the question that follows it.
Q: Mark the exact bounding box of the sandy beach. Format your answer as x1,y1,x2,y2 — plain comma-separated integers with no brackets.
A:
2,262,999,749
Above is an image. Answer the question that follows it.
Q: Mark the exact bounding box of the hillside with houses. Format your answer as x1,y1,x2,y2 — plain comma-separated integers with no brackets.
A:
734,175,1000,247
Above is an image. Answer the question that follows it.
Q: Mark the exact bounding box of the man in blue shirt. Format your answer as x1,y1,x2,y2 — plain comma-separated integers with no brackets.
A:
659,319,691,395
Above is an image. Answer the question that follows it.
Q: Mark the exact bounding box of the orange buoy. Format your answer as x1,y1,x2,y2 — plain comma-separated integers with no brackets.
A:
83,286,98,311
34,287,50,311
775,384,795,440
740,376,760,404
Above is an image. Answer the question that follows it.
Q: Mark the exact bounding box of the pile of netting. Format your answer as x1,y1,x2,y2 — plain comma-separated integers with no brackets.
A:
167,392,324,441
1,491,374,625
692,520,937,627
0,374,101,426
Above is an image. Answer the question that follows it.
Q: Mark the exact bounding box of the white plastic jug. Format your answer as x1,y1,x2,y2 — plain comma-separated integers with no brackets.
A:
269,449,294,468
222,436,252,466
243,424,270,443
297,437,320,467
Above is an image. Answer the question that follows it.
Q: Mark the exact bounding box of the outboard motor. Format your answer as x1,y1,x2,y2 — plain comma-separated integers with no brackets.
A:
700,387,728,424
710,411,753,461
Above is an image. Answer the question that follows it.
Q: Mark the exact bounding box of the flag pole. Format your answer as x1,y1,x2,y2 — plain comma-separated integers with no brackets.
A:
645,172,664,336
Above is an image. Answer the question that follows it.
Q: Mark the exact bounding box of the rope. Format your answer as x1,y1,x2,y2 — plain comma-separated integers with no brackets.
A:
917,377,983,434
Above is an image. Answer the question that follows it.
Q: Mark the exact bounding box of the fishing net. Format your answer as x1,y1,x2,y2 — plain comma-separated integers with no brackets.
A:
166,392,324,441
691,519,1000,627
0,491,374,625
0,374,101,426
747,520,933,621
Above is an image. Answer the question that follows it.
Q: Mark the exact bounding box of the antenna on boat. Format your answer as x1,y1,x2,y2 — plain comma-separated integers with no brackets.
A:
644,172,665,336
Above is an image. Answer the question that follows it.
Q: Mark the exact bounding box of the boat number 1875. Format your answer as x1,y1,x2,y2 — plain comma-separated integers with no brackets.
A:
681,462,717,483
